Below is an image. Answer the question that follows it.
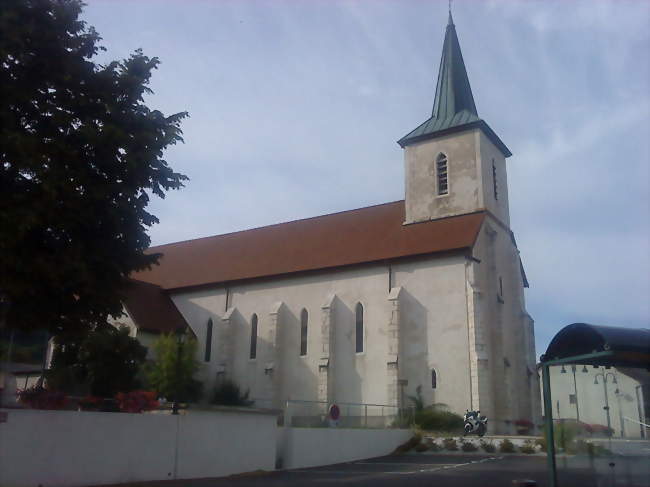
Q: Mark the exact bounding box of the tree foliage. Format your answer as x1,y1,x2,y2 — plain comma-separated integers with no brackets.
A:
47,325,147,397
0,0,188,335
145,334,202,402
211,379,253,407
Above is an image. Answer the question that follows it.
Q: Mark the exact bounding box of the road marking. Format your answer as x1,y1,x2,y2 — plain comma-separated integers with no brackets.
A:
289,457,504,476
353,462,460,466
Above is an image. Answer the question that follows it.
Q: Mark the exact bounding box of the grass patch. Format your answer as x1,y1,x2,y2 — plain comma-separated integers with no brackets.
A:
393,434,422,454
520,440,536,454
499,438,516,453
461,440,479,452
414,443,429,452
442,438,458,451
480,440,496,453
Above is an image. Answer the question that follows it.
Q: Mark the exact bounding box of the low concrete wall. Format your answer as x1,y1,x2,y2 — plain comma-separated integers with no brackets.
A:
280,427,412,469
0,407,277,487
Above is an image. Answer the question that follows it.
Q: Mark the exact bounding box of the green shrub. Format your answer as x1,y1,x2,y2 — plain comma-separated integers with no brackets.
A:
520,440,536,454
499,438,516,453
442,438,458,451
534,437,546,451
210,379,253,406
428,440,442,452
415,442,429,452
480,440,496,453
415,408,464,432
394,434,422,454
553,421,580,451
461,440,478,452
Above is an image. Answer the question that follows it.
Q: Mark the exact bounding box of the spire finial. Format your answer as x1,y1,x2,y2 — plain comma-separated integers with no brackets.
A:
448,0,454,25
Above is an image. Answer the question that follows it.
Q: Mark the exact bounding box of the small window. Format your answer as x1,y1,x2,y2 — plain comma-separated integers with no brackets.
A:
569,394,577,405
355,303,364,353
249,314,258,359
300,309,308,356
436,153,448,195
431,369,437,389
204,318,213,362
492,158,498,200
499,276,504,297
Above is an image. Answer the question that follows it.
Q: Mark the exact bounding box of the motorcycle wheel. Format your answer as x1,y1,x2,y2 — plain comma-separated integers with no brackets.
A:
464,424,472,436
477,424,486,437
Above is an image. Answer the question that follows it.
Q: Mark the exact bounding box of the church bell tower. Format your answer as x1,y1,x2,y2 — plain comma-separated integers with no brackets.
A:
399,12,512,226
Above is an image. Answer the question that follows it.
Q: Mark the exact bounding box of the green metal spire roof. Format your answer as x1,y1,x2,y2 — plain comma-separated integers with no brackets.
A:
398,13,511,157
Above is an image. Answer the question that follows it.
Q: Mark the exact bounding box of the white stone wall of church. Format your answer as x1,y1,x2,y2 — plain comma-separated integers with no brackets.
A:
477,131,510,227
392,257,472,412
471,219,539,432
169,254,473,414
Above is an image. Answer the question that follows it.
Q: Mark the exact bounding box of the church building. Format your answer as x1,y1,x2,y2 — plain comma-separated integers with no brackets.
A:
122,13,540,433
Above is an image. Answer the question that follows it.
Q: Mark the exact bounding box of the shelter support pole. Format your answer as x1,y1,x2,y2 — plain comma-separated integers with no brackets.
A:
542,364,558,487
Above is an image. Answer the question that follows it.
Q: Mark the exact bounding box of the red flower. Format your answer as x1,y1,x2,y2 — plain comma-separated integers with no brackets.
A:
17,386,67,410
515,419,534,428
115,390,159,413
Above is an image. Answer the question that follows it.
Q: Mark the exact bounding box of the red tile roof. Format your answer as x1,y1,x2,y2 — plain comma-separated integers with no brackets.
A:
131,201,485,291
121,279,188,334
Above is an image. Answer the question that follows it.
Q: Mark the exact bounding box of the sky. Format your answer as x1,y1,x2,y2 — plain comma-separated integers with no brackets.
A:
82,0,650,357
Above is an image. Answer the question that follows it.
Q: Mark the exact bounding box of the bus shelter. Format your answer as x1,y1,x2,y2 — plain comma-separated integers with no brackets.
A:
540,323,649,487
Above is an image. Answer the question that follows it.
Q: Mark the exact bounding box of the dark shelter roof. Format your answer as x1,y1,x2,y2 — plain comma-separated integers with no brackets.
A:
541,323,650,368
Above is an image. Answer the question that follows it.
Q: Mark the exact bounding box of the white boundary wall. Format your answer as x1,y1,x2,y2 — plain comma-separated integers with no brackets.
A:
280,427,412,469
0,408,277,487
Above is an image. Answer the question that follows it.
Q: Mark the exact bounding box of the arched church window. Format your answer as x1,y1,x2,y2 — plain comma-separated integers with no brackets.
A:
355,303,364,353
300,309,308,356
204,318,213,362
492,158,498,200
250,314,258,359
436,153,448,195
431,369,437,389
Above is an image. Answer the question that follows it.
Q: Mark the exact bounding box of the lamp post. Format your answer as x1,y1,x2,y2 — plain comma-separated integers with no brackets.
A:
614,383,626,438
172,327,186,415
561,364,585,423
594,372,617,441
0,291,10,330
635,385,645,439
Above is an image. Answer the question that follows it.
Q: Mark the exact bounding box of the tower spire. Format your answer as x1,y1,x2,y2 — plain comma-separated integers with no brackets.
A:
398,12,510,157
431,12,477,120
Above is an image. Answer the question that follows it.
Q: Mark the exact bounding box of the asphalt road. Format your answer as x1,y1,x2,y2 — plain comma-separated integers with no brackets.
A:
103,453,650,487
103,454,561,487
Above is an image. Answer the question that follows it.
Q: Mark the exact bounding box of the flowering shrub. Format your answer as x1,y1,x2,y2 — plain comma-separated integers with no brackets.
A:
587,424,614,437
17,385,67,410
78,396,103,411
115,390,159,413
515,418,534,434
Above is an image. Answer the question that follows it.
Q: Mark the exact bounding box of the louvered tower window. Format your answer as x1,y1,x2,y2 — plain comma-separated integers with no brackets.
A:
300,309,308,356
355,303,364,353
204,318,213,362
436,153,448,195
250,314,258,359
492,159,498,200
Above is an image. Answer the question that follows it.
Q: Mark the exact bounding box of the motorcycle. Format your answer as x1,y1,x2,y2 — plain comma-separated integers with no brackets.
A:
463,410,488,437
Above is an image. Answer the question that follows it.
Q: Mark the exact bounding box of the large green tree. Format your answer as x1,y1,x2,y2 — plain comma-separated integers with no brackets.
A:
47,325,147,397
0,0,188,335
146,334,202,402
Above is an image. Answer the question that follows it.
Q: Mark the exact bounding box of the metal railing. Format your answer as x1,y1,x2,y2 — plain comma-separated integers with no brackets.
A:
282,399,409,429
